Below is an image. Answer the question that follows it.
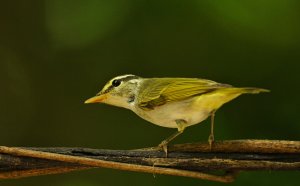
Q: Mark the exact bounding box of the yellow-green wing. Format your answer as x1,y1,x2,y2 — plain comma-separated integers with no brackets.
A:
137,78,231,110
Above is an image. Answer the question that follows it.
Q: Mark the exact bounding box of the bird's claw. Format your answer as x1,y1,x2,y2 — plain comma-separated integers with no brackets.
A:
158,140,168,157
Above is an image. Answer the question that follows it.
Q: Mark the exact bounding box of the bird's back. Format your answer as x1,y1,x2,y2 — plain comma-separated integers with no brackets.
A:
132,77,268,128
136,77,231,110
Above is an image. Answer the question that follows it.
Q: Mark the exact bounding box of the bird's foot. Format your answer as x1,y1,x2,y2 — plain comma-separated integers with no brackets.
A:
158,140,168,157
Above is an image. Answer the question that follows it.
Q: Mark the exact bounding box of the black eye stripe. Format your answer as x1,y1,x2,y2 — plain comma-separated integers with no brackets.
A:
102,85,113,94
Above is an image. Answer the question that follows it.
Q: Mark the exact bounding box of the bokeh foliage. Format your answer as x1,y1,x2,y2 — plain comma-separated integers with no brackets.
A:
1,0,300,185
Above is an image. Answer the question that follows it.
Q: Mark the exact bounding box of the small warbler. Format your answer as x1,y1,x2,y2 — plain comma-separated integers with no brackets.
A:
85,74,269,153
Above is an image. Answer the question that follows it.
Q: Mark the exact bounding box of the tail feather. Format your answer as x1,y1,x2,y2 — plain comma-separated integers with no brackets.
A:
218,87,270,94
239,87,270,94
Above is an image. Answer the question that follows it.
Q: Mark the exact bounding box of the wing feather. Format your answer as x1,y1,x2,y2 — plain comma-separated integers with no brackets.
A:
138,78,231,110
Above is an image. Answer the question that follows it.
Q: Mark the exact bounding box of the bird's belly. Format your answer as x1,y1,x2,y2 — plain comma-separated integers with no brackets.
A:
133,98,211,128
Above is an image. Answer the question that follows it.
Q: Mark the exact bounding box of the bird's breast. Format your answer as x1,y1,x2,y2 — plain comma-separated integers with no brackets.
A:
132,97,211,128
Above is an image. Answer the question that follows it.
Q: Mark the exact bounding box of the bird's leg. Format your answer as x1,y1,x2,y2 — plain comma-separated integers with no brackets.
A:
208,110,216,150
158,119,186,156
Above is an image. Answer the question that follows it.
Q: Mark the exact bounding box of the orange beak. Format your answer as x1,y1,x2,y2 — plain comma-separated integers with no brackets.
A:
84,94,107,104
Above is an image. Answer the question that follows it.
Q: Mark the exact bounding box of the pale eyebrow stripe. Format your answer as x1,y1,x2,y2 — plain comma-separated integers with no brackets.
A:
119,75,140,82
100,75,140,95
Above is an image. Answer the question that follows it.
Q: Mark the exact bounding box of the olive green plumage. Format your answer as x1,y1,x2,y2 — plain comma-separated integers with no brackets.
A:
85,74,269,154
137,78,269,110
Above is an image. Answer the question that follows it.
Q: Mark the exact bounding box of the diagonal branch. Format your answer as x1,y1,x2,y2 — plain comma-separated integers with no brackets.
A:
1,140,300,183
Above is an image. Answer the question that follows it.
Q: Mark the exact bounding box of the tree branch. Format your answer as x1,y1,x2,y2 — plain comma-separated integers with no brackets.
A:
1,140,300,183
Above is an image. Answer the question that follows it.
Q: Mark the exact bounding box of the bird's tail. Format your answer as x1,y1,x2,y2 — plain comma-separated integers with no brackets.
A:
238,87,270,94
196,87,269,112
221,87,270,94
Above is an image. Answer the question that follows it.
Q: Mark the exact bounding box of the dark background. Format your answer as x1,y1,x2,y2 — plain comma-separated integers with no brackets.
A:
1,0,300,185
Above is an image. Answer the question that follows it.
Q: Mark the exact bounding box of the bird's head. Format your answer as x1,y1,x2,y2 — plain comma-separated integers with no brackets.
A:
85,74,141,109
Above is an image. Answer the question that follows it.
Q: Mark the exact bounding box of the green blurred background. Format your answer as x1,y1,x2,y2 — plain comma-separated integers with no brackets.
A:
1,0,300,185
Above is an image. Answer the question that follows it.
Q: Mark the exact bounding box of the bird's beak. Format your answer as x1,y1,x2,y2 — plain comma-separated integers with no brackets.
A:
84,94,107,104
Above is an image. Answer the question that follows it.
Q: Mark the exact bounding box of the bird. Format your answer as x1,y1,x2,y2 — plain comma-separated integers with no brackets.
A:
85,74,269,154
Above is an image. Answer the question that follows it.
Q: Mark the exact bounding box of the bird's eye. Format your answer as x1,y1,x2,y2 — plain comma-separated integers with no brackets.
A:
112,79,121,87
